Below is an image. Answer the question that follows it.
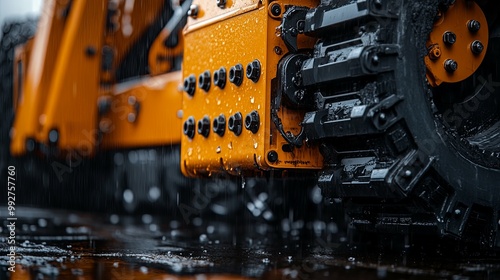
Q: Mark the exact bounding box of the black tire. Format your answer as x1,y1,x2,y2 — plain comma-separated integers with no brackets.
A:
298,0,500,248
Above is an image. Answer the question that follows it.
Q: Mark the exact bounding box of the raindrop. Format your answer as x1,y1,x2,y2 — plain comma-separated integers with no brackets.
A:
148,186,161,202
149,224,158,231
193,217,203,226
38,218,48,228
254,199,264,209
348,256,356,262
142,214,153,224
139,266,148,274
263,211,273,221
287,256,293,262
128,151,138,163
109,214,120,224
123,189,134,204
113,262,119,268
262,258,270,264
252,208,262,217
377,267,387,278
258,192,268,201
207,225,215,234
169,220,179,229
199,234,208,243
114,153,124,166
311,186,323,204
327,222,338,234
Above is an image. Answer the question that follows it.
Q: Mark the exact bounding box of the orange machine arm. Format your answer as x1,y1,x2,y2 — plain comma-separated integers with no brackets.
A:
11,0,183,157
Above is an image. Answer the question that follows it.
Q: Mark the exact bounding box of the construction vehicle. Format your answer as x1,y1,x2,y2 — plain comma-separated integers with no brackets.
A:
1,0,499,248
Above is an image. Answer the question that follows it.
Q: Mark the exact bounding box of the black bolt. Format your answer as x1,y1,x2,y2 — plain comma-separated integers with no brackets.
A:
26,138,36,152
198,70,211,92
443,31,456,45
294,90,305,102
444,59,458,73
470,40,484,54
228,112,242,136
197,116,210,138
183,116,196,139
183,74,196,96
85,46,96,56
274,46,283,55
267,150,278,163
467,19,480,33
246,59,261,83
188,4,199,18
270,3,281,16
245,110,260,133
48,129,59,144
214,67,227,89
213,114,226,136
216,0,226,8
229,64,243,86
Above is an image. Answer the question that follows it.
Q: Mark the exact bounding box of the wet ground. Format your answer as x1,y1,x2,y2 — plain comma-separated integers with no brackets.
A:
1,206,500,280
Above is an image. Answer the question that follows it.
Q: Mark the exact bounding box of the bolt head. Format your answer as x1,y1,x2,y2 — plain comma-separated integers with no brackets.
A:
270,3,281,17
443,31,457,45
188,4,199,18
246,59,262,83
470,40,484,55
184,75,196,96
467,19,481,33
444,59,458,73
267,150,278,163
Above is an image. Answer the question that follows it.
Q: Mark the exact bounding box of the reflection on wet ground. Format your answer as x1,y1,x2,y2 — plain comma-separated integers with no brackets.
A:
1,207,500,280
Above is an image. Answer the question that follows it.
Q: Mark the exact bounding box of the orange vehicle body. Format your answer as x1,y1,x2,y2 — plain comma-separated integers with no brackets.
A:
10,0,488,176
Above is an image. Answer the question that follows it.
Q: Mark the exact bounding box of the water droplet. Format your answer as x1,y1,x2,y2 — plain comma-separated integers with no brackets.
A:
216,146,221,153
262,258,270,264
38,219,48,228
188,148,193,156
199,234,208,243
142,214,153,224
250,96,255,104
228,142,233,150
140,266,148,274
348,256,356,262
254,142,258,149
207,225,215,234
